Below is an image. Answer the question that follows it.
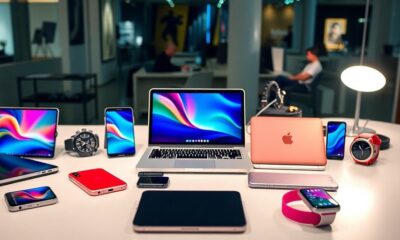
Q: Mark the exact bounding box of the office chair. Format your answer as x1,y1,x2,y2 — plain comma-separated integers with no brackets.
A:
285,73,323,116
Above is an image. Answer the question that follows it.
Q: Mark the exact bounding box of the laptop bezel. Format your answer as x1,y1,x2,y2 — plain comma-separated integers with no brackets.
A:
147,88,246,146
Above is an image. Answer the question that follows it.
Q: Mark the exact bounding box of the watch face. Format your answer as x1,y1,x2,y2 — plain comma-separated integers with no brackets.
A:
74,132,97,154
351,140,372,161
300,188,339,209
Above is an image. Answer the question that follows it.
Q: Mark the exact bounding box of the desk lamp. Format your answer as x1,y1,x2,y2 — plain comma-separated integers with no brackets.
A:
340,0,386,137
341,66,386,136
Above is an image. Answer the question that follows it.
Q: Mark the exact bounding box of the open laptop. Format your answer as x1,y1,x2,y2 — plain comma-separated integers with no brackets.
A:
136,88,252,173
250,116,327,171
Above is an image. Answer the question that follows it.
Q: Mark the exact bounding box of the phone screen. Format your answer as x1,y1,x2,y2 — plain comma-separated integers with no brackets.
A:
300,188,339,209
105,108,135,157
7,186,56,206
326,122,346,159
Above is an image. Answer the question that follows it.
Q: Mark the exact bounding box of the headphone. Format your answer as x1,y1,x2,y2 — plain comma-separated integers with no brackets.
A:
260,81,285,109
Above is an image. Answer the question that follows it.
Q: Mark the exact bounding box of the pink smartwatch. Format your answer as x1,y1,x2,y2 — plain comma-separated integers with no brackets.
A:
282,188,340,227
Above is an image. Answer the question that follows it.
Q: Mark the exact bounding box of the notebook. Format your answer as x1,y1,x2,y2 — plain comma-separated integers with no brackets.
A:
136,88,252,173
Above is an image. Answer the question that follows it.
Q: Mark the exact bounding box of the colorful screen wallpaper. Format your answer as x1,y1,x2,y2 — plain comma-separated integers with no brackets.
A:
106,109,135,155
150,92,243,144
327,122,346,157
301,188,339,209
0,109,57,157
11,186,56,205
0,154,56,180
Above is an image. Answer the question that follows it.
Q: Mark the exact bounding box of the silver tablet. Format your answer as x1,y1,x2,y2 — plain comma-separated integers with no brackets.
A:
248,172,338,191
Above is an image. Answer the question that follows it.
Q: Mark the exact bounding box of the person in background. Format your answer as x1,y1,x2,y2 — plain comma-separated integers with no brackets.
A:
154,42,189,72
275,47,322,91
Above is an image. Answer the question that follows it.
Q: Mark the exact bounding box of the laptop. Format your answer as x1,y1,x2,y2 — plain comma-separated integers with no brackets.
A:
250,116,327,170
0,154,58,186
136,88,252,173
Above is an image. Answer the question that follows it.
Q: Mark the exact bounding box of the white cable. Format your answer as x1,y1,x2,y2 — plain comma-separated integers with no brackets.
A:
245,99,278,135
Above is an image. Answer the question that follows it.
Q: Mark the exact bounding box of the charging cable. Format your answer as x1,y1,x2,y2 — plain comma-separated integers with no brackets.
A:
245,99,278,135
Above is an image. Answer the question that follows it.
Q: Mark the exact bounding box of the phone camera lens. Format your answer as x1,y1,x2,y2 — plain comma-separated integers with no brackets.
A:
72,172,80,177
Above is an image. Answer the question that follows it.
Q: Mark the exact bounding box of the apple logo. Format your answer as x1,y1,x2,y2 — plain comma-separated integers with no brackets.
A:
282,132,293,144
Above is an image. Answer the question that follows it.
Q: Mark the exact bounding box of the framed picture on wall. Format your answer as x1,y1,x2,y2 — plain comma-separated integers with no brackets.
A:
324,18,347,52
100,0,116,62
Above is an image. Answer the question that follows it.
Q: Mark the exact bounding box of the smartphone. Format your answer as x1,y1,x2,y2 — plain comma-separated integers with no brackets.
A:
248,172,338,191
68,168,127,196
326,121,347,160
137,177,169,188
105,107,136,157
4,186,58,212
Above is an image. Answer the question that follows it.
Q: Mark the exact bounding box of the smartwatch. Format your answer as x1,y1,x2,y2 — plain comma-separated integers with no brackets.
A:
282,188,340,227
350,133,381,165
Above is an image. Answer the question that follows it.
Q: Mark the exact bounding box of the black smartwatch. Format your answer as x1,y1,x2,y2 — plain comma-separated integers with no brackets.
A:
64,129,99,157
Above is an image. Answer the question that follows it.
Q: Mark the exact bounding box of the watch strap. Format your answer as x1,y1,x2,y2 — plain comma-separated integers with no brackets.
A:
282,190,321,225
376,134,390,150
358,133,382,146
65,138,74,151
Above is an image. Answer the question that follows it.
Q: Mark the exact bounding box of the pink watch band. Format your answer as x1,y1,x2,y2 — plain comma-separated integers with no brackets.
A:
282,190,321,225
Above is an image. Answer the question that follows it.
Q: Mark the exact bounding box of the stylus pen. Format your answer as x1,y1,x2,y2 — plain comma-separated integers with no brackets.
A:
138,172,164,177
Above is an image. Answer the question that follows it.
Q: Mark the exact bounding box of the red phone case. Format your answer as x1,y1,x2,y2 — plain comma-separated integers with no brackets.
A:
68,168,127,196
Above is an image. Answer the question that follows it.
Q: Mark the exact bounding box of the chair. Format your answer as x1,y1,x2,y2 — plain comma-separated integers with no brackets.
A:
184,71,213,88
285,73,323,116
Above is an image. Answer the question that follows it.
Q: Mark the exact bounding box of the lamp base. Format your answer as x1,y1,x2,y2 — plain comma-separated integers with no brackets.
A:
346,126,376,137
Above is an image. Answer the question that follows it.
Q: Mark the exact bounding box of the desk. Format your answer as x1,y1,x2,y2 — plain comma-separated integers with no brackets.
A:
1,118,399,240
133,66,280,122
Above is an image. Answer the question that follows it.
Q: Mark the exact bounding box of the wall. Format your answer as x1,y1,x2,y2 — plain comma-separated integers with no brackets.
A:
86,0,117,85
29,3,61,58
261,4,294,47
0,58,62,106
0,4,14,55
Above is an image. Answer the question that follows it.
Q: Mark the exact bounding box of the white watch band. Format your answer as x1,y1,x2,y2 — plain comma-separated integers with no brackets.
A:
317,213,337,226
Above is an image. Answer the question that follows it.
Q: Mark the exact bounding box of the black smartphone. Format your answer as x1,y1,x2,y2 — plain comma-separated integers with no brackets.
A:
105,107,136,157
137,177,170,188
5,186,58,212
326,121,347,160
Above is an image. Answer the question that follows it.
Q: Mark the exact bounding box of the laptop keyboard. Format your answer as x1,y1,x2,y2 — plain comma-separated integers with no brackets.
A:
149,149,242,159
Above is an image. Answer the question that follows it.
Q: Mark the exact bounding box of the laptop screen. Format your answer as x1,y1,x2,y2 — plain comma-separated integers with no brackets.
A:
149,89,244,145
0,108,58,158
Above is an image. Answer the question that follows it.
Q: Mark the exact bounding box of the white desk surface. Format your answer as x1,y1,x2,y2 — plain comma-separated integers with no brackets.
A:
1,118,399,240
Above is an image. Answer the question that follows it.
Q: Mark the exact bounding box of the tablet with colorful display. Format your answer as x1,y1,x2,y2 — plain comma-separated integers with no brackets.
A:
0,154,58,186
0,108,59,158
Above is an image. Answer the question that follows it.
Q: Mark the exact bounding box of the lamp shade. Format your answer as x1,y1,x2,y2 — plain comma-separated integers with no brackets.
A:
341,66,386,92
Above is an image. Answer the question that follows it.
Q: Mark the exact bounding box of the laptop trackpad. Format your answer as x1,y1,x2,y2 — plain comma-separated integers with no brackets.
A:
174,160,216,169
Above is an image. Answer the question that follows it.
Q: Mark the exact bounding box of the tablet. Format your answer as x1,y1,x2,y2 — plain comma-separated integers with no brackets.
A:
0,154,58,186
133,191,246,233
0,107,59,158
248,172,338,191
